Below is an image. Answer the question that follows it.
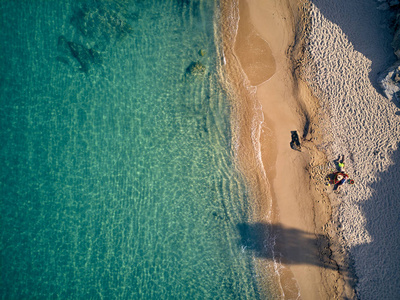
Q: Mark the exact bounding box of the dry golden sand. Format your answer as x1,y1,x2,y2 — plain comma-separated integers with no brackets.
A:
220,0,356,298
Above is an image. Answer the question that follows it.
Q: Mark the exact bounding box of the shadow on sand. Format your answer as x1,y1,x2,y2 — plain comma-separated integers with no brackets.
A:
237,146,400,297
237,222,358,291
349,145,400,297
310,0,396,94
237,223,333,268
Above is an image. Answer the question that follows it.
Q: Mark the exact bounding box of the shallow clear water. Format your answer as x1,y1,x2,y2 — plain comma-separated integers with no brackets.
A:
0,1,271,299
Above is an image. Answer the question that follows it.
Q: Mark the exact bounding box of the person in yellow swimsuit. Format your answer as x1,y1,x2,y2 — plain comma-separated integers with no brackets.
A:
336,155,355,190
338,155,345,172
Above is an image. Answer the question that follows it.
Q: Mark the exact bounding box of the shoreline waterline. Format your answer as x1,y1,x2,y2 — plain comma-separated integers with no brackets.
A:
217,0,283,297
4,0,397,298
219,0,357,298
219,0,293,297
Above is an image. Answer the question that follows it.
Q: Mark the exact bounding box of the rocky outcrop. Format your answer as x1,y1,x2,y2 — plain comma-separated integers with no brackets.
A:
378,1,400,103
186,61,206,76
56,0,134,73
70,0,134,49
57,36,102,73
379,60,400,100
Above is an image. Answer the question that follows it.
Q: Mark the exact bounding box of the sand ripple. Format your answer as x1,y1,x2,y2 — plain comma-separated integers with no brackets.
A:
304,1,400,298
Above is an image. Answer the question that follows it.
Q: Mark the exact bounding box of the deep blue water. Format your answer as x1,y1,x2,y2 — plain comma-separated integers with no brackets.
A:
0,1,275,299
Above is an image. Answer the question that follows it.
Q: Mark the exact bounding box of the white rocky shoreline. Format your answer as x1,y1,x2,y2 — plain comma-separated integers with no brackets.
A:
378,1,400,105
304,0,400,298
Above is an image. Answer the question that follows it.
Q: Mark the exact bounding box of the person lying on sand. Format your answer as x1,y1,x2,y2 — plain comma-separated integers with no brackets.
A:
335,155,351,190
335,172,349,190
325,155,354,191
336,156,355,190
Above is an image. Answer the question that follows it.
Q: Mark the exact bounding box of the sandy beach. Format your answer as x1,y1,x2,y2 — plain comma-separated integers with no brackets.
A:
304,1,400,298
221,0,400,299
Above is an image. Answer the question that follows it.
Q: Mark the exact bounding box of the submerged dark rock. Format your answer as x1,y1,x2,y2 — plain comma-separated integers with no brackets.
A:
67,41,93,73
88,48,102,65
70,0,134,47
57,35,102,73
186,61,206,76
56,1,136,73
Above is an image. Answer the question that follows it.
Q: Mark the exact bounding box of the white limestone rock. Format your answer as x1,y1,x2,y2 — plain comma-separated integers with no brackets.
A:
379,61,400,100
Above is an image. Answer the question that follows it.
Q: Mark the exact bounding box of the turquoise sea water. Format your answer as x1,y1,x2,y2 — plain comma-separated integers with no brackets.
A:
1,1,274,299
